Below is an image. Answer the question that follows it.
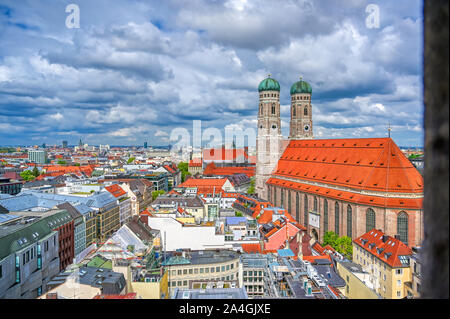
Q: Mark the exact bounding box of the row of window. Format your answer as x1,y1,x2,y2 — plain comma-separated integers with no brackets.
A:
291,95,310,101
171,263,236,277
271,186,409,243
169,274,235,287
260,93,279,98
243,270,263,277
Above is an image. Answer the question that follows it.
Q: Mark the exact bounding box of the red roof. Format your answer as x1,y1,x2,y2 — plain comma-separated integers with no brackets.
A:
105,184,127,198
302,255,333,263
312,242,326,255
189,159,202,167
353,228,412,268
178,178,230,194
203,162,255,177
271,138,423,208
202,146,249,162
241,243,262,254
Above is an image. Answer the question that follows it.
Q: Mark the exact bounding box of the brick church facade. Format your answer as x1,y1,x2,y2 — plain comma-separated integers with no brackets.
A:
255,76,424,247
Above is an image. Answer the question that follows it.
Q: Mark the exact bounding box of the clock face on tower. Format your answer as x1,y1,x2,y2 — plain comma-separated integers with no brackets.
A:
304,124,310,131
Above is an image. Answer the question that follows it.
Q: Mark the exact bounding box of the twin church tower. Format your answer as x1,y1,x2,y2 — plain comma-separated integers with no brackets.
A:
255,75,314,199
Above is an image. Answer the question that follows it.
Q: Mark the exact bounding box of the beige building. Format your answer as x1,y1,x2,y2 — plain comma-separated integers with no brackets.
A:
162,249,240,296
336,261,380,299
353,229,413,299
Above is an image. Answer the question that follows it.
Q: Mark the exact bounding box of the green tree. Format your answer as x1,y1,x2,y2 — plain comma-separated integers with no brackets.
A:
31,166,40,178
20,170,36,181
74,163,80,166
247,178,255,194
57,160,67,165
323,231,339,247
235,211,243,217
152,190,166,201
177,162,189,182
335,236,353,260
127,157,135,164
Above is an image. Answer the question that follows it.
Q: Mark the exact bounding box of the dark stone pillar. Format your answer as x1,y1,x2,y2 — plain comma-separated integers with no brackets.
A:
422,0,449,299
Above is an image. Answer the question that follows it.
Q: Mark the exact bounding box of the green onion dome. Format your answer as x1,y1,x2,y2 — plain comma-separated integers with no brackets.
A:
290,77,312,95
258,75,280,92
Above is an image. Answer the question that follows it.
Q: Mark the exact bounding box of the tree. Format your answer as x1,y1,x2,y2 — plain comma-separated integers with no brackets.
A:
127,157,135,164
323,231,353,260
323,231,338,247
57,160,67,165
31,166,40,178
177,162,189,182
247,178,255,194
335,236,353,260
20,170,36,181
235,211,243,217
152,190,166,201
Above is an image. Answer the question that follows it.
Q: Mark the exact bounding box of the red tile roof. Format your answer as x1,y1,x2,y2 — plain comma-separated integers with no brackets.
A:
93,293,137,299
189,159,202,167
203,162,255,177
353,228,412,268
105,184,127,198
272,137,423,196
202,147,249,162
241,243,262,254
267,178,422,209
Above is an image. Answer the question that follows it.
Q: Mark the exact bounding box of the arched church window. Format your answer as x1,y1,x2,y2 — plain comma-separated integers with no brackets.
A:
347,205,352,238
313,196,318,212
304,107,308,116
335,201,340,235
293,105,296,117
324,200,328,232
288,191,291,213
397,212,409,245
296,192,299,222
304,194,308,226
271,104,276,114
366,208,376,233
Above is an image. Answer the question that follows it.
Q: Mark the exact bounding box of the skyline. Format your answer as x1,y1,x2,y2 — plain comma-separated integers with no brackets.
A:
0,0,424,146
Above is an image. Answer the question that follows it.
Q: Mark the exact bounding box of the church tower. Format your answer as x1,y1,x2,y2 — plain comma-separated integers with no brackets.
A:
255,75,283,200
289,77,313,139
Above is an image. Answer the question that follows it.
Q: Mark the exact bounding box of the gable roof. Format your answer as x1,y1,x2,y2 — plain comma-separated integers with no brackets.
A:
272,138,423,194
353,228,412,268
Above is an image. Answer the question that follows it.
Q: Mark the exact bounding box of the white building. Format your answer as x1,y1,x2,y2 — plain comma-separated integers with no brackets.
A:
146,217,232,252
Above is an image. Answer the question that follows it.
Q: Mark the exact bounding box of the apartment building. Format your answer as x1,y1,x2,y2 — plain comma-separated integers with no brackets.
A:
162,249,240,296
353,229,413,299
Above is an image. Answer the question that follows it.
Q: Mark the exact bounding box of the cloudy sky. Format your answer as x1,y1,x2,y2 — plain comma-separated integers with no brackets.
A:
0,0,424,147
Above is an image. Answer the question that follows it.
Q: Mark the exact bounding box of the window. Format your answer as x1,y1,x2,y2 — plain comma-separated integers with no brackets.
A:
288,191,291,214
335,202,340,235
183,269,187,275
183,280,187,286
271,104,276,114
366,208,376,232
304,107,308,116
189,269,193,275
200,268,204,274
383,274,386,281
324,200,328,232
313,197,318,212
397,291,401,297
296,193,300,222
280,188,284,208
347,205,352,237
293,105,296,116
194,268,198,274
178,281,182,286
226,265,229,271
172,270,176,276
217,266,221,272
397,280,402,287
304,195,308,226
396,269,403,275
397,212,409,245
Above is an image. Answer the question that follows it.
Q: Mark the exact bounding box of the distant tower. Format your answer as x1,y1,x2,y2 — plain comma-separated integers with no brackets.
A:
144,142,148,149
62,141,68,148
289,77,313,139
255,75,283,200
